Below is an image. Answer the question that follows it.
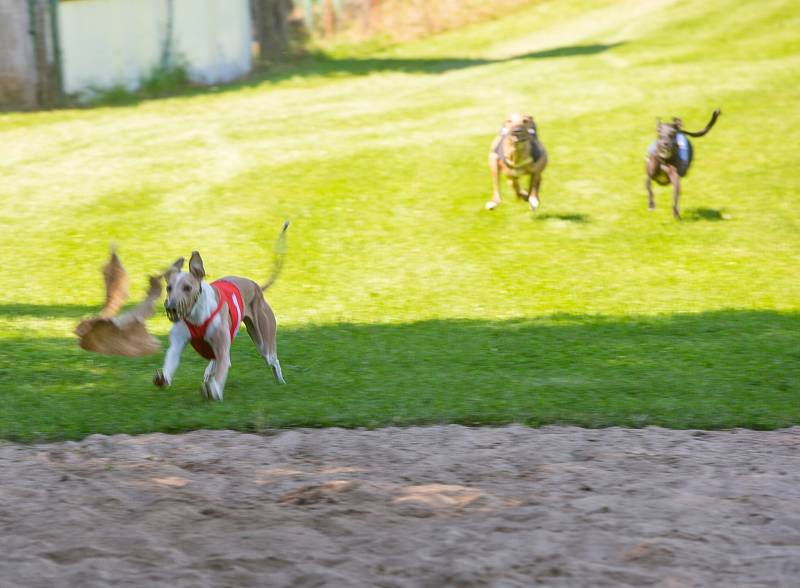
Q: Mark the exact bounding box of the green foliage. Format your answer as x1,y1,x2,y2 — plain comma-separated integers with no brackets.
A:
76,59,191,106
0,0,798,440
139,59,190,97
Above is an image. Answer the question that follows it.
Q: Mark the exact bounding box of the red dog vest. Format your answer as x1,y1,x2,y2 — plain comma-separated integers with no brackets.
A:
184,280,244,360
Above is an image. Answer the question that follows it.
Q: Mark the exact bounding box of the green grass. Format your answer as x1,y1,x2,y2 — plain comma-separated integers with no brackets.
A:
1,0,798,441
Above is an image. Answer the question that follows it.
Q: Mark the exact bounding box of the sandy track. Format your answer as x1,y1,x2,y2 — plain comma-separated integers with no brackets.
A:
2,426,799,587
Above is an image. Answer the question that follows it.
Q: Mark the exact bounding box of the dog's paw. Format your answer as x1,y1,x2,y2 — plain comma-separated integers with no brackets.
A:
153,369,169,388
485,201,499,210
529,196,540,211
201,380,223,401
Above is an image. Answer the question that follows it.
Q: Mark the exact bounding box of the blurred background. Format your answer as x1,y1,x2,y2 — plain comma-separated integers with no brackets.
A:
1,0,537,108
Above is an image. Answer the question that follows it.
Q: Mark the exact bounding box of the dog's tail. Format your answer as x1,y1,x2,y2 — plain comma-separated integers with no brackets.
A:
680,109,721,138
261,220,290,291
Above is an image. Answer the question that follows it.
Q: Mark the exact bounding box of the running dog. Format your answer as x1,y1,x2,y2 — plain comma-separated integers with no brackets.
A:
646,109,721,219
487,113,548,211
153,222,289,400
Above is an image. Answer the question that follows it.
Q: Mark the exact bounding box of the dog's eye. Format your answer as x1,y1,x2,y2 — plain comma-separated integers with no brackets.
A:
183,285,191,292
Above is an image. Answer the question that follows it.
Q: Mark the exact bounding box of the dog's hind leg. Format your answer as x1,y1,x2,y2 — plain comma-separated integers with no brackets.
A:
268,354,286,385
646,175,655,211
244,303,286,385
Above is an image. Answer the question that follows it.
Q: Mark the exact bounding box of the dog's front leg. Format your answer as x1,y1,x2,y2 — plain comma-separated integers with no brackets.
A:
512,178,526,200
527,172,541,211
487,153,503,210
664,165,681,219
154,322,189,387
203,360,216,383
646,156,659,211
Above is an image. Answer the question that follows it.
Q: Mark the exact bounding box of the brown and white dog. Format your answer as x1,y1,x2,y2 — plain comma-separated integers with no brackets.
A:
487,113,548,211
645,109,720,219
153,222,288,400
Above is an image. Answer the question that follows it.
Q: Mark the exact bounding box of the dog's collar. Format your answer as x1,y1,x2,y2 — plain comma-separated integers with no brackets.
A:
183,284,223,331
184,287,203,321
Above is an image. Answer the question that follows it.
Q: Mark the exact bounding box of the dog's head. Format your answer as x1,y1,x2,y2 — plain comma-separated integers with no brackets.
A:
655,117,682,159
163,251,205,322
503,113,536,145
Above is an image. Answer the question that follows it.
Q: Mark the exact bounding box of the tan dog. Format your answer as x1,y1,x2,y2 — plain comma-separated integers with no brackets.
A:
153,223,288,400
75,249,162,357
487,113,548,211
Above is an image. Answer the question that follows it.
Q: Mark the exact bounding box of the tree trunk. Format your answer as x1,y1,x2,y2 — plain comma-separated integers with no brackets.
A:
322,0,335,38
0,0,36,108
252,0,291,62
363,0,381,33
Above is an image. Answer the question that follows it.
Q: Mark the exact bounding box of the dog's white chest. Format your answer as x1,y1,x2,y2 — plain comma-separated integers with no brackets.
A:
504,166,529,178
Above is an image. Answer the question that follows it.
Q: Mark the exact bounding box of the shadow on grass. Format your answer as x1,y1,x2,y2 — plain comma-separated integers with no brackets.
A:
293,43,623,76
56,43,622,109
0,303,98,318
684,208,728,222
533,213,590,223
1,306,797,441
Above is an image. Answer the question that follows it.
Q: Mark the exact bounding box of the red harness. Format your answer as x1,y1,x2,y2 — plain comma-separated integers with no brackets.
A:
183,280,244,360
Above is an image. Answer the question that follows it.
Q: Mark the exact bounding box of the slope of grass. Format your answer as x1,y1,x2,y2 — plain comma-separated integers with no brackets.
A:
0,0,798,441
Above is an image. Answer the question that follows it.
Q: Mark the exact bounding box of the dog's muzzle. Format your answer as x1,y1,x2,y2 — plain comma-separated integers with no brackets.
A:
164,292,199,323
510,128,528,142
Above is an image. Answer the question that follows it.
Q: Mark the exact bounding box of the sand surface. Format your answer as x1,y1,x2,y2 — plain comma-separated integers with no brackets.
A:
2,425,799,587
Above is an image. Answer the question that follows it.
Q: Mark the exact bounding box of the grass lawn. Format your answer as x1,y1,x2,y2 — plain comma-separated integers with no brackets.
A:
1,0,798,441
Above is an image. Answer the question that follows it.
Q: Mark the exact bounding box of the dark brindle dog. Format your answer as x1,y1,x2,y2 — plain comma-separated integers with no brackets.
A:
487,113,548,211
646,109,721,219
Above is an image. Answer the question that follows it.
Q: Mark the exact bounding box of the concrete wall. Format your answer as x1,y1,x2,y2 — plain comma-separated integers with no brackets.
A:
0,0,37,108
58,0,252,96
172,0,253,85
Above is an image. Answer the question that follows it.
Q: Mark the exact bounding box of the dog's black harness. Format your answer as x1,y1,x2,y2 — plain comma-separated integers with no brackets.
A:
648,132,693,177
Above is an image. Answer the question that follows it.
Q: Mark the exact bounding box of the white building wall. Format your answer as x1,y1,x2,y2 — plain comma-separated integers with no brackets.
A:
57,0,251,95
173,0,252,85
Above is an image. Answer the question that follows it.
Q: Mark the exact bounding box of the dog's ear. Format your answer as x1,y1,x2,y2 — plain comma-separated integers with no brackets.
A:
189,251,205,281
164,257,184,281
